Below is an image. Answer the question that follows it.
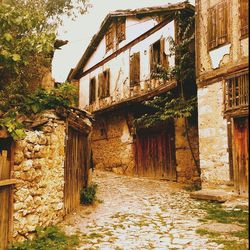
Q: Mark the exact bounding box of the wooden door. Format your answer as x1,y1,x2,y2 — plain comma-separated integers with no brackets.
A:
0,139,13,250
64,127,89,214
233,117,248,197
135,122,176,180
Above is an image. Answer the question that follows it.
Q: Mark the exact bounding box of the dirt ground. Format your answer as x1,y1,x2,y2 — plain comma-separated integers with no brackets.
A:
59,171,246,250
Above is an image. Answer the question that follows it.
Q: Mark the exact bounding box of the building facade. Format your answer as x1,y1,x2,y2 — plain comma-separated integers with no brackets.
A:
69,2,200,184
195,0,248,196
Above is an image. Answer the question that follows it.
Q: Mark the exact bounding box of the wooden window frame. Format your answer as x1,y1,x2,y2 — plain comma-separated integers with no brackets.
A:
224,71,249,113
130,52,140,87
116,18,126,44
150,38,168,76
98,69,110,99
89,77,96,105
239,0,249,38
207,0,230,51
105,26,114,52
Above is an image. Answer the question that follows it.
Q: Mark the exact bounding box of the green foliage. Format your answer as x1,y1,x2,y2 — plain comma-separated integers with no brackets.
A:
8,226,79,250
196,201,249,249
0,83,77,140
134,92,197,128
134,12,196,129
0,111,25,140
80,183,98,205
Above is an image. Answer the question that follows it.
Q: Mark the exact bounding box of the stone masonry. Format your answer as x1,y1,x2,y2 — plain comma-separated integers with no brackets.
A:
12,111,66,241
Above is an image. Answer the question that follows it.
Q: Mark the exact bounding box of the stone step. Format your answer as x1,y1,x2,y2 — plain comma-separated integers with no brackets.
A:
190,189,234,202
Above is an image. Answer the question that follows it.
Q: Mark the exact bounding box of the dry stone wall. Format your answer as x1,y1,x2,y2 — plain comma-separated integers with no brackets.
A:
91,112,135,175
13,111,66,241
197,82,230,185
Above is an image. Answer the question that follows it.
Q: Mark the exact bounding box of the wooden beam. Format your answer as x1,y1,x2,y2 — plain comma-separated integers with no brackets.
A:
94,80,177,115
77,15,173,79
0,179,17,187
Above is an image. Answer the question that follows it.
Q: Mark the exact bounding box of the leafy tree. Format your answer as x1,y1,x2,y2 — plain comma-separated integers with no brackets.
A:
0,0,90,139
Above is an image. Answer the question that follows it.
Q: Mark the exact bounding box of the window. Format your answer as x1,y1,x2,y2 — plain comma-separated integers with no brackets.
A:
116,19,126,43
150,38,168,75
98,69,110,99
89,77,96,104
105,26,114,52
208,0,229,50
239,0,248,38
224,72,249,112
130,52,140,87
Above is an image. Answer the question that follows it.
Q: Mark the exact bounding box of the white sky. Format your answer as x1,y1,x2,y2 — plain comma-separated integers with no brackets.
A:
52,0,195,82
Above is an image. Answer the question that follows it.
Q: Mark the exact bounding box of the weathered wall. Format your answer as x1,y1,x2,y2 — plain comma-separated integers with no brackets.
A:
196,0,248,75
92,112,200,184
13,112,66,241
175,118,200,184
91,111,134,175
79,20,175,109
197,81,230,184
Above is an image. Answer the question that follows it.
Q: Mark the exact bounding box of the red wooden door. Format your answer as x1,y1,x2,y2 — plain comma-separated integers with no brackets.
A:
135,121,176,180
233,117,248,197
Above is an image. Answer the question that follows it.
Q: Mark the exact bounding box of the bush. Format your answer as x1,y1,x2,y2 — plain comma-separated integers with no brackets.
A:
8,226,79,250
80,183,98,205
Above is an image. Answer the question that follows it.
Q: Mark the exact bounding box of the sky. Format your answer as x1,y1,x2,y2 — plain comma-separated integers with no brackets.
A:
52,0,195,82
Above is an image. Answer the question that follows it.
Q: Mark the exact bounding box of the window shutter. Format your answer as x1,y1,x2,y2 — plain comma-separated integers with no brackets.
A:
208,6,217,49
105,69,110,97
130,54,135,86
98,73,104,98
134,52,140,85
89,78,96,104
149,45,154,74
160,38,168,69
240,0,249,37
217,1,228,46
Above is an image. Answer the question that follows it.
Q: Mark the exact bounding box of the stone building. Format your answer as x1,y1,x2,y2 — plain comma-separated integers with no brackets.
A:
0,108,92,248
195,0,248,196
68,2,200,184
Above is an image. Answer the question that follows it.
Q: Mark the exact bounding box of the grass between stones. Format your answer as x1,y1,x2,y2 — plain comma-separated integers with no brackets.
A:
8,226,79,250
196,201,249,250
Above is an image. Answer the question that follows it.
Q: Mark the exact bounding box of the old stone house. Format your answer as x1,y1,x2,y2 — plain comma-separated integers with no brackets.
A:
195,0,248,196
0,108,92,248
68,2,200,184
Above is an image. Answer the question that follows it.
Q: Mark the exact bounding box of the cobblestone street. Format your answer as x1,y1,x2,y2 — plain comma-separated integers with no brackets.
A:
59,171,232,250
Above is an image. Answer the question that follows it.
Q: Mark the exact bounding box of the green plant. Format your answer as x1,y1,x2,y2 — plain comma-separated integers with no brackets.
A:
8,226,79,250
80,183,98,205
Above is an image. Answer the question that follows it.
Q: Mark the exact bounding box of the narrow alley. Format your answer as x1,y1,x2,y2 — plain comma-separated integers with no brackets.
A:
60,171,230,250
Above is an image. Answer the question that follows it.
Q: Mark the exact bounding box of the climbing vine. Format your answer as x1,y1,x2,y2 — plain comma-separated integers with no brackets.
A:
134,11,196,129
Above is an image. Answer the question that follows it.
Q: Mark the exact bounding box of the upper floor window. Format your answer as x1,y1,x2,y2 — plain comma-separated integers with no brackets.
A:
116,18,126,44
239,0,248,38
89,77,96,105
130,52,140,87
150,38,168,75
208,0,229,50
98,69,110,99
224,72,249,112
105,26,114,52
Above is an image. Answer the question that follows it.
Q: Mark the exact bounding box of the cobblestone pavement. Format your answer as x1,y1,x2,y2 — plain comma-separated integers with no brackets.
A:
60,171,224,250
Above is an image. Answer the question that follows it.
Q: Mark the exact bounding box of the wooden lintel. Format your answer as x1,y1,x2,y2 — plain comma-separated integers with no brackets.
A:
0,179,17,187
197,61,249,87
94,80,177,115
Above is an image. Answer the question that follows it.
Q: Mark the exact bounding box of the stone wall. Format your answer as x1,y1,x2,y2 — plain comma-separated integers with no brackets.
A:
92,111,135,175
175,118,200,184
197,82,230,185
13,112,66,241
92,111,200,184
